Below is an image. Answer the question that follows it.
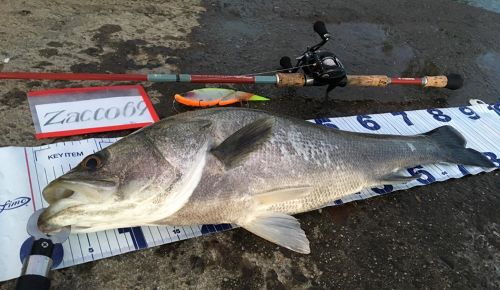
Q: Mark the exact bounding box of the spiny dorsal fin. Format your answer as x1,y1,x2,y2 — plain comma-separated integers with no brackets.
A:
255,186,313,205
241,211,310,254
211,117,275,169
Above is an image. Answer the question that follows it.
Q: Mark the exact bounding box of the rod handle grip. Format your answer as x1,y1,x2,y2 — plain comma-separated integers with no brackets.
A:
15,275,51,290
346,75,390,87
276,73,306,87
16,238,54,290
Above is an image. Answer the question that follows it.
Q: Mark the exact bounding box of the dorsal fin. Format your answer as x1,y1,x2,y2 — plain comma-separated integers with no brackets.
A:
211,117,275,169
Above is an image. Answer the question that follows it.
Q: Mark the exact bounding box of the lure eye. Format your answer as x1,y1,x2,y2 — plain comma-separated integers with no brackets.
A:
82,155,103,170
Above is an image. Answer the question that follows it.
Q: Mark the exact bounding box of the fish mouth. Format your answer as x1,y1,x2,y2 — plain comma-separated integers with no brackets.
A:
43,178,117,204
39,178,118,233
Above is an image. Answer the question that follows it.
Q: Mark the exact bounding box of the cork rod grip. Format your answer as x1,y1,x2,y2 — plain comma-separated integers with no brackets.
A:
346,75,390,87
276,73,306,87
424,76,448,88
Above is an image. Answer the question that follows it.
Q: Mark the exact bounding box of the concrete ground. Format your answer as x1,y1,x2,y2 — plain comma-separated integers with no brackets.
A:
1,0,499,289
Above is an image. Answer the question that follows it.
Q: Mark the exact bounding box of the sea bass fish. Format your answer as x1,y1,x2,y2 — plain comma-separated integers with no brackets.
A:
39,108,494,253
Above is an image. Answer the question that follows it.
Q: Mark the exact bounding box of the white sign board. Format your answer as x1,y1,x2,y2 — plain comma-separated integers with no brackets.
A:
28,85,159,139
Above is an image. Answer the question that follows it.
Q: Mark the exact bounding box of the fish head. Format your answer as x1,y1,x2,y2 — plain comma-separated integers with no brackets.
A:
38,132,180,233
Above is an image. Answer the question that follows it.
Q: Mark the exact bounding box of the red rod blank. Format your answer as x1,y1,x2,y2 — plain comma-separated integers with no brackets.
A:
0,72,148,82
390,77,423,85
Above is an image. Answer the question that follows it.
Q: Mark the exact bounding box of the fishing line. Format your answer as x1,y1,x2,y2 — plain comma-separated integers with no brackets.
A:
239,63,316,76
172,98,181,113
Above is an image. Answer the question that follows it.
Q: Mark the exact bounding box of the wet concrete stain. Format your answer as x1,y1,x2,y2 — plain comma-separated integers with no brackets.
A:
46,41,64,48
327,203,360,225
264,270,287,290
476,51,500,84
18,10,31,16
0,89,26,108
91,24,123,46
34,61,54,68
455,0,500,13
70,25,175,74
80,47,102,57
38,48,58,58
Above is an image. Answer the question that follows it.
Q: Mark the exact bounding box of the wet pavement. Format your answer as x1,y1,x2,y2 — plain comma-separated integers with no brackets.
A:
1,0,499,289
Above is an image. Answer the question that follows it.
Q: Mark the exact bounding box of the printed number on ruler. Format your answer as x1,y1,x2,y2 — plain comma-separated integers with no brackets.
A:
407,166,436,184
459,106,480,120
391,112,414,126
357,115,381,130
314,118,339,129
427,109,451,122
487,103,500,116
457,151,499,175
457,164,470,176
484,152,500,168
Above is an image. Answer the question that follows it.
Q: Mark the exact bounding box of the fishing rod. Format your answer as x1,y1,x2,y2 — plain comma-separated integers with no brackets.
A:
0,22,463,94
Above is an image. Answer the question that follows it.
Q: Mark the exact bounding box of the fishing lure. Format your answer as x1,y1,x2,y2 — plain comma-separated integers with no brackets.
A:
174,88,269,107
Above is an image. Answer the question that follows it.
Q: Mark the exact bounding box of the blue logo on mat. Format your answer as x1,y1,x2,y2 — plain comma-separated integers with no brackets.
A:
0,196,31,214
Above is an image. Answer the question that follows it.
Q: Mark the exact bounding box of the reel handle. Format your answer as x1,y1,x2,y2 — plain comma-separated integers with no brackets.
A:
313,21,330,40
279,56,294,73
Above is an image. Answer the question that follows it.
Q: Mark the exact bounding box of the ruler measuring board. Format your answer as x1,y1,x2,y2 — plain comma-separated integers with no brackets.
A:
0,102,499,281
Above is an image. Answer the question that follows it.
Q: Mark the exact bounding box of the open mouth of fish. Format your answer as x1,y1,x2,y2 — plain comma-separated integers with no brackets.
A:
39,179,118,233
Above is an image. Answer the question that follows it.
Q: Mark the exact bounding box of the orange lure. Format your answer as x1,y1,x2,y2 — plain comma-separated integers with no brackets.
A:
174,88,269,107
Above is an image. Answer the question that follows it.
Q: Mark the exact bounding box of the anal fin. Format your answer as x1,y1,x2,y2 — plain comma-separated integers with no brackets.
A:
255,186,313,205
380,171,422,183
241,211,310,254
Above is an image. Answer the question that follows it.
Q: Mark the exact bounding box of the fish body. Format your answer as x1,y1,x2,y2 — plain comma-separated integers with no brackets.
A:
40,108,495,253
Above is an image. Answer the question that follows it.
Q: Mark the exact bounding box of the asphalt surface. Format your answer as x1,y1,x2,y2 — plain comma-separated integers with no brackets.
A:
0,0,499,289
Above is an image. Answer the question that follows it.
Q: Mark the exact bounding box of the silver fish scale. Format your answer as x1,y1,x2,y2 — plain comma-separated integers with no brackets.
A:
162,108,439,225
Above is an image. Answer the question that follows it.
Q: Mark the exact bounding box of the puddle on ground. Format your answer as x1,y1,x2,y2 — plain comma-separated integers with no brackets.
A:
328,22,415,76
454,0,500,13
476,51,500,83
221,20,266,43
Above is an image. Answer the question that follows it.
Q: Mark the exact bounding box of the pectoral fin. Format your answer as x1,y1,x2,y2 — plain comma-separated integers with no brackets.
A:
211,117,275,169
241,211,310,254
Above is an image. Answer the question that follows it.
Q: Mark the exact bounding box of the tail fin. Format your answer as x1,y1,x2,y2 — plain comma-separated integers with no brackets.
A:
424,126,495,168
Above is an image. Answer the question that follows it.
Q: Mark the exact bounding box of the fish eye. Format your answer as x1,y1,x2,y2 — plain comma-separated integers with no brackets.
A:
82,155,103,170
